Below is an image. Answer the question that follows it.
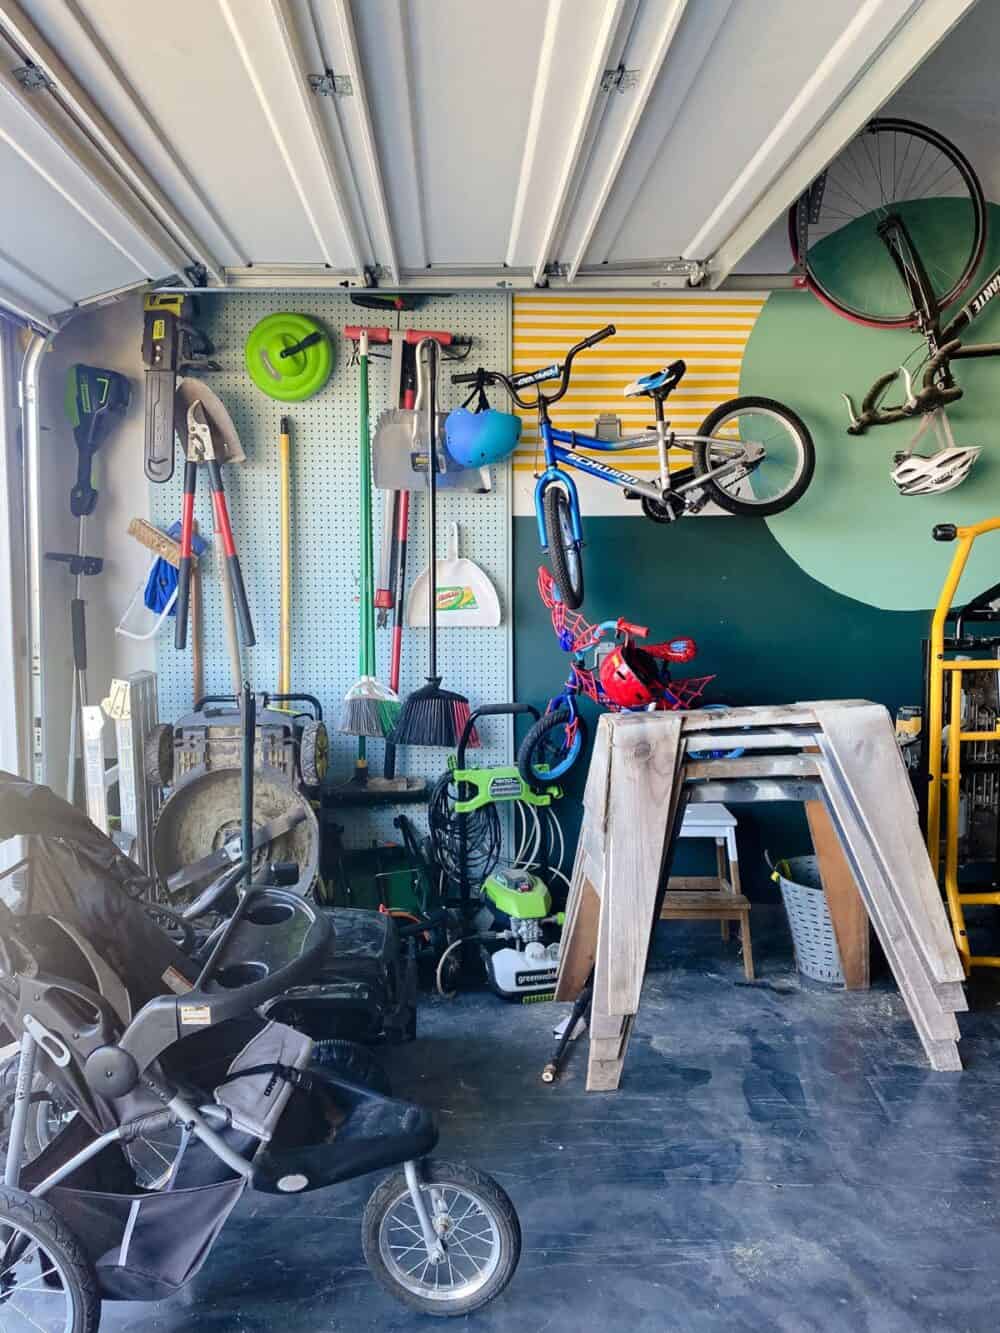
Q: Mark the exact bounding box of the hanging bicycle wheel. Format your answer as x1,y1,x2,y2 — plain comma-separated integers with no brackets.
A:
542,486,584,610
693,398,814,516
790,118,987,328
517,708,586,788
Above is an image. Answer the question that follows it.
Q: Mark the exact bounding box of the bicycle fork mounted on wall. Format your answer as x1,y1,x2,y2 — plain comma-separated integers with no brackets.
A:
926,517,1000,972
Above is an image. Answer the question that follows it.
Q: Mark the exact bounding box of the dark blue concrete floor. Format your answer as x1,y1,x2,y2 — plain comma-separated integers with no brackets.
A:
102,909,1000,1331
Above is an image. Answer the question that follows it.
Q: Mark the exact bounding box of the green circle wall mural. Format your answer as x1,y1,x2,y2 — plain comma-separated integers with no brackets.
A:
741,201,1000,612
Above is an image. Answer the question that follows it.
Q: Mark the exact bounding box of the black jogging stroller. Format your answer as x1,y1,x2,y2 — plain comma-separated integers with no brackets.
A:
0,782,520,1328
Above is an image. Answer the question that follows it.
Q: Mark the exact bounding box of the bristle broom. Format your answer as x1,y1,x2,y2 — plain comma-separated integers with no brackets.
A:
340,676,399,738
388,678,479,749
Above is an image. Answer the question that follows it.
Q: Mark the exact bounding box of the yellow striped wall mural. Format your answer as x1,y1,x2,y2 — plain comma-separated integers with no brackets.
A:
511,292,766,515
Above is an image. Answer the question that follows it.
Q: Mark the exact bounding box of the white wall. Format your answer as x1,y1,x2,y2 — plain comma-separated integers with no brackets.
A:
35,291,152,796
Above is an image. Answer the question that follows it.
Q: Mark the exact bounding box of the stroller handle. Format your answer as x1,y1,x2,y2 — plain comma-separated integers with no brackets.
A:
120,890,331,1075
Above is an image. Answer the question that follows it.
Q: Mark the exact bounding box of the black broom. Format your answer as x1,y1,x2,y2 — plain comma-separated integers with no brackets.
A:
389,339,474,748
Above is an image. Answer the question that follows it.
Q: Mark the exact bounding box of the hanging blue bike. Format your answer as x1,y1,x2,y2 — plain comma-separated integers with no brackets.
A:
454,325,814,608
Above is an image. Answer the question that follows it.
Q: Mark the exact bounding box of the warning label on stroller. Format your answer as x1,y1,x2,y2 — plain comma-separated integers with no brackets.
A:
180,1005,212,1026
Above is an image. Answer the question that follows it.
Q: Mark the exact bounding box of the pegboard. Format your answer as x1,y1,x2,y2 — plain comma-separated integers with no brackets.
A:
151,291,513,845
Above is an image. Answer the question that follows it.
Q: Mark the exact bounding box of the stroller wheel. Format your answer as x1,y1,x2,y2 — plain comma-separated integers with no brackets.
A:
311,1040,392,1096
0,1058,76,1169
362,1159,520,1316
0,1186,100,1332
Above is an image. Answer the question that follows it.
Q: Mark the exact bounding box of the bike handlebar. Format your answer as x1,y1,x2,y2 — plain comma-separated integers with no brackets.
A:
453,325,616,411
845,340,964,434
616,618,648,638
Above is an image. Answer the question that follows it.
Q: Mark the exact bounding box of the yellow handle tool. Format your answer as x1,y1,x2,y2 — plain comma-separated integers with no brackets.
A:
279,415,292,697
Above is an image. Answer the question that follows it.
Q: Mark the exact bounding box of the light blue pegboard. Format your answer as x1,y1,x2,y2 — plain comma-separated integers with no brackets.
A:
151,291,512,845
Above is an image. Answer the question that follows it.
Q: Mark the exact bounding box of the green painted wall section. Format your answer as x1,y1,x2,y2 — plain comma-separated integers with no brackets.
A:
513,516,927,899
750,202,1000,611
513,201,1000,896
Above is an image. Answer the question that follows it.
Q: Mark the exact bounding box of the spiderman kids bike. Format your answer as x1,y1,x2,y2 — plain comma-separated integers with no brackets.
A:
454,326,814,608
516,567,713,787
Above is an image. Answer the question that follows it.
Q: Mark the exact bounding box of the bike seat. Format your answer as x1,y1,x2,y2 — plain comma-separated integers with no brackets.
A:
623,360,686,399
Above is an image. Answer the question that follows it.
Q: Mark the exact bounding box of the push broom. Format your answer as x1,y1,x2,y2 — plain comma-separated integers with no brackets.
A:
389,338,475,749
341,330,400,759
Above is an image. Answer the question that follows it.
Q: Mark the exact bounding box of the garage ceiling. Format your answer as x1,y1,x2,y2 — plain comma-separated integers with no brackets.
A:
0,0,980,327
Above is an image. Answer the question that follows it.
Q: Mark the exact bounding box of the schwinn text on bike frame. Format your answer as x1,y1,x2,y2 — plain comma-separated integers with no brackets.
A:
565,452,644,487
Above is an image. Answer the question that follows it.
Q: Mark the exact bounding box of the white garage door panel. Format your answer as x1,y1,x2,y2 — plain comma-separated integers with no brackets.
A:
0,63,173,279
0,252,67,321
389,0,547,265
605,0,915,263
0,0,977,310
16,0,246,269
581,0,732,267
350,0,428,271
501,0,626,272
0,139,145,301
60,0,337,265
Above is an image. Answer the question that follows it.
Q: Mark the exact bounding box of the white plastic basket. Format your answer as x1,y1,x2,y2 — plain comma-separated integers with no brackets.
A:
772,854,844,985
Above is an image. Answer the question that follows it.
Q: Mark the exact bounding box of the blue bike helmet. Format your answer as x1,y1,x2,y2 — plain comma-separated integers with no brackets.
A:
445,407,521,469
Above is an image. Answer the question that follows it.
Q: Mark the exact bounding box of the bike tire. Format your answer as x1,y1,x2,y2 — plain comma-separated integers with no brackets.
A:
790,118,987,329
542,486,584,610
362,1158,521,1316
693,397,815,517
517,708,587,788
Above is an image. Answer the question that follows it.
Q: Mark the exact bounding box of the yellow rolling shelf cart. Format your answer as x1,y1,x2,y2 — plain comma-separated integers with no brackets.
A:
927,517,1000,972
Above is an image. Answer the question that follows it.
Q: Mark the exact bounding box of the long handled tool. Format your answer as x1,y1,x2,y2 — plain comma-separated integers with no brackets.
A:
47,364,130,801
389,340,474,749
341,331,399,757
279,415,292,697
176,400,255,674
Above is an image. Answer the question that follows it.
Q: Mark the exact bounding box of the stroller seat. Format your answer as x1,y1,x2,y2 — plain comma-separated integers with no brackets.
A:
0,773,521,1322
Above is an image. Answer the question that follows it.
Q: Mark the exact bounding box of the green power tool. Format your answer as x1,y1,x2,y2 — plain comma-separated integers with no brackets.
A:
475,868,563,1001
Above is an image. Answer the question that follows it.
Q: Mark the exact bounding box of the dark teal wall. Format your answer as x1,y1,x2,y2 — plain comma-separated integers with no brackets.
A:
513,515,928,898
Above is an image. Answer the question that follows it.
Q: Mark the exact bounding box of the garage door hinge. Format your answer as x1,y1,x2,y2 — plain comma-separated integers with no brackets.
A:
601,64,639,94
12,63,54,93
308,70,353,97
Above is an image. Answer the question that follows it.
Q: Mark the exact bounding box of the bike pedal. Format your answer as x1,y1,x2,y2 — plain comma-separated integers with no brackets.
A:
623,489,642,501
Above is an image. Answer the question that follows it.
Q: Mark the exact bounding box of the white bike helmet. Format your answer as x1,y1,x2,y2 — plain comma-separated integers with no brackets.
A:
890,446,981,496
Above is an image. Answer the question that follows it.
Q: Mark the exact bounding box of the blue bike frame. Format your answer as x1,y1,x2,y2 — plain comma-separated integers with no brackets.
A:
533,421,655,548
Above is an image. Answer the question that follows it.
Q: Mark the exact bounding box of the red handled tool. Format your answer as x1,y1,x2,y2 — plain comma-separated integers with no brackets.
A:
176,400,255,651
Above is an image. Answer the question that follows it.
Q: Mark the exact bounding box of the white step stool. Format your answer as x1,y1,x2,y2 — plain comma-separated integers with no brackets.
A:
661,801,753,978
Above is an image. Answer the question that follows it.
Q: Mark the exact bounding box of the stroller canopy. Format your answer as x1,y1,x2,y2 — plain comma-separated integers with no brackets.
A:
0,770,197,1011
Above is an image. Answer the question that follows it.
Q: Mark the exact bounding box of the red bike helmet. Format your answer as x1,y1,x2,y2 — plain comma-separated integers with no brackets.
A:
599,643,663,708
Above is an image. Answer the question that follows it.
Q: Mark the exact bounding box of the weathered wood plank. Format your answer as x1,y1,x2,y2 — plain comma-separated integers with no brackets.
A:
664,875,733,893
685,755,819,781
685,728,821,750
555,718,613,1004
661,891,751,914
818,784,963,1067
604,713,684,1017
805,799,870,991
555,878,601,1002
586,1016,634,1091
814,703,964,986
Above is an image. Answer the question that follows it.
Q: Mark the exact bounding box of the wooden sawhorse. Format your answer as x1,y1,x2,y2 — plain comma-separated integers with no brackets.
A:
555,702,966,1090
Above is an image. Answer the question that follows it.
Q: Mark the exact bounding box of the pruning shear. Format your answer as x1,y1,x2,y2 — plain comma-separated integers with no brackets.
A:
175,399,255,650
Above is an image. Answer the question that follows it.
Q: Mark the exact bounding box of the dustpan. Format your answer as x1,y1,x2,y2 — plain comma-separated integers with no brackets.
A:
372,351,491,493
406,521,501,628
175,377,245,462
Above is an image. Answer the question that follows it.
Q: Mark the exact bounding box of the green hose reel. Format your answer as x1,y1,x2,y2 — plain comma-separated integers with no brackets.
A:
245,313,334,402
